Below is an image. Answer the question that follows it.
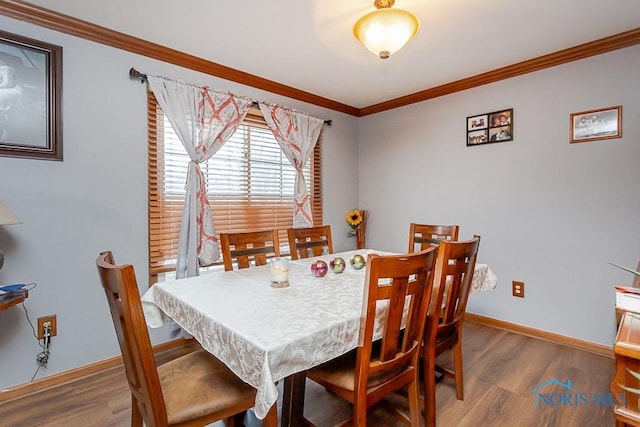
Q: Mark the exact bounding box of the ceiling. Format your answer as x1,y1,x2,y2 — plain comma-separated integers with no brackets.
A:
20,0,640,109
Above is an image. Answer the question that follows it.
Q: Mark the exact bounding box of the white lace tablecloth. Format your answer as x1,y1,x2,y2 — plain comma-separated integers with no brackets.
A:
141,249,497,419
471,263,498,293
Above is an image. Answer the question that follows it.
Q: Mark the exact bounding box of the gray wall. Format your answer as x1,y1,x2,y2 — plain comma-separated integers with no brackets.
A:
0,13,637,391
358,45,640,346
0,15,360,389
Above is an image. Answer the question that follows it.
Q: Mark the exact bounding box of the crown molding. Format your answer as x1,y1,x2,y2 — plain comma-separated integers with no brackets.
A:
1,1,638,118
359,28,640,116
0,0,359,116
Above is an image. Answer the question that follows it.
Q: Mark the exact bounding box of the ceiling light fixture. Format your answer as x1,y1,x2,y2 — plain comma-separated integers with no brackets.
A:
353,0,420,59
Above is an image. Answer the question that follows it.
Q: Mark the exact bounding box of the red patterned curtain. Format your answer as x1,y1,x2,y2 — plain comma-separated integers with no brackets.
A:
148,75,252,278
258,102,324,228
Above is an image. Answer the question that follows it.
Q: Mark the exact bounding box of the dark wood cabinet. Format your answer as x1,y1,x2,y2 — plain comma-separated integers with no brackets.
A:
612,312,640,426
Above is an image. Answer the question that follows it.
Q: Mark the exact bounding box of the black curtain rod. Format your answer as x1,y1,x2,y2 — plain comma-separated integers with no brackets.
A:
129,68,332,126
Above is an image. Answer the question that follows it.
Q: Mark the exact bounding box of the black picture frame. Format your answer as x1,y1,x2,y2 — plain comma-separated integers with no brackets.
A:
467,108,513,146
0,30,62,160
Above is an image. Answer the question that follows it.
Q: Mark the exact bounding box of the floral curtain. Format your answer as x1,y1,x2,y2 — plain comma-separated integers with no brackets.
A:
258,102,324,228
148,76,252,278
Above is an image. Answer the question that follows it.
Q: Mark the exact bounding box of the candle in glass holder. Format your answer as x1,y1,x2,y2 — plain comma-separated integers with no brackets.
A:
270,257,290,288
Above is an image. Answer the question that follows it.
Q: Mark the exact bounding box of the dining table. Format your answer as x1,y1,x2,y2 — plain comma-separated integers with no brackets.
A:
141,249,498,425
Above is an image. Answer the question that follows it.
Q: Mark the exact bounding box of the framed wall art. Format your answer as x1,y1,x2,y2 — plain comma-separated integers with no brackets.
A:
570,106,621,143
467,108,513,146
0,30,62,160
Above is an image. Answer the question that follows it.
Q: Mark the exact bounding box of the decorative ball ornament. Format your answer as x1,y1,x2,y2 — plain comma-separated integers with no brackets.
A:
311,260,328,277
350,254,365,270
330,257,346,274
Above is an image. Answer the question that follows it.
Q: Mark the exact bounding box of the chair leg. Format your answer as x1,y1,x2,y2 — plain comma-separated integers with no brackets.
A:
131,395,143,427
407,377,421,427
262,402,278,427
353,393,368,427
422,347,437,427
453,340,464,401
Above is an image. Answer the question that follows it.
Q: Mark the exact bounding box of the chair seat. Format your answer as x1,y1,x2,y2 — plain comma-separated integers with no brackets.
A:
159,349,256,425
435,330,459,353
308,349,407,393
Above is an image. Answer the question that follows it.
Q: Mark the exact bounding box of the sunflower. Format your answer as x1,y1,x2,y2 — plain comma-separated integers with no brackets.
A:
346,210,363,228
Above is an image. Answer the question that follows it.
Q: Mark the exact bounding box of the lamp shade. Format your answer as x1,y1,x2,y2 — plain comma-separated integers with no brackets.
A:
353,7,419,59
0,201,22,225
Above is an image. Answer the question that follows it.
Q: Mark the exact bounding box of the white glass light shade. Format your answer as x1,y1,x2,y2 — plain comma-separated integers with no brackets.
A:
353,8,419,59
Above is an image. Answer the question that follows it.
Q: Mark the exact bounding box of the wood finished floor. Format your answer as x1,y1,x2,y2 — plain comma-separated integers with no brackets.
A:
0,321,616,426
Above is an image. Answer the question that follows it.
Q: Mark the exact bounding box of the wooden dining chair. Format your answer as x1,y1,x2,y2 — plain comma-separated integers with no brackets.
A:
307,247,439,426
220,229,280,271
287,225,334,260
422,236,480,427
95,251,277,427
408,223,459,253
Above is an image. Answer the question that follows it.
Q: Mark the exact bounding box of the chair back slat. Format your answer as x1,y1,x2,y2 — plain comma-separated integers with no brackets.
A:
288,225,333,260
220,229,280,271
96,251,167,424
408,223,459,253
380,276,409,362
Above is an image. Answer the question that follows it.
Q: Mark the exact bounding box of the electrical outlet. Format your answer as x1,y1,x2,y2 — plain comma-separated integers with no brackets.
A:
37,315,57,339
512,281,525,298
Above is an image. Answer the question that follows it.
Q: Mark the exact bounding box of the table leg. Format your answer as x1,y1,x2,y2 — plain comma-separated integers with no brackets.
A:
281,372,314,427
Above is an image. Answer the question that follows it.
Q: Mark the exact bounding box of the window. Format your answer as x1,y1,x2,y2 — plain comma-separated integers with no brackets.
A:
147,94,322,280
